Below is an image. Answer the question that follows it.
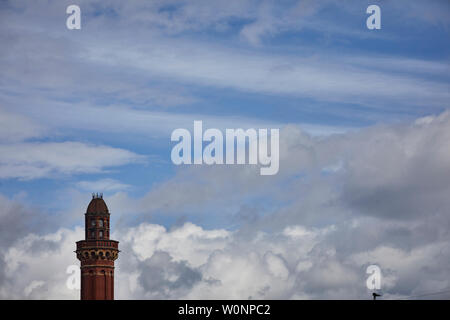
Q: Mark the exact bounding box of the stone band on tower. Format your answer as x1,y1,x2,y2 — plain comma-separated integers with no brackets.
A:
76,194,119,300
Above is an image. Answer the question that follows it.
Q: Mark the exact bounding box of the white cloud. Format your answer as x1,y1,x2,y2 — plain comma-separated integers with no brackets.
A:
86,39,450,109
121,222,230,267
265,252,289,280
76,178,131,192
0,217,448,299
0,142,144,180
1,227,83,299
132,111,450,226
0,107,46,142
0,1,449,299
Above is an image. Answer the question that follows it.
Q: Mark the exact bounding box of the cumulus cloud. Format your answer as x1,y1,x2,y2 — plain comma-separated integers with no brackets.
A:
135,111,450,229
111,111,450,299
2,219,447,300
137,251,202,299
0,0,449,300
0,194,43,248
120,222,230,267
1,227,83,299
1,159,449,300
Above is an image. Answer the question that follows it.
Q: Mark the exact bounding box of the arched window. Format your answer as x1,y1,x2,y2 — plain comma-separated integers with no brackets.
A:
91,231,95,238
99,219,104,227
99,231,103,238
91,219,96,227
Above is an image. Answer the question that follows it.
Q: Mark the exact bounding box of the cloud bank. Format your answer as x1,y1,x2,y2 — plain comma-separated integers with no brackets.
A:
1,112,449,299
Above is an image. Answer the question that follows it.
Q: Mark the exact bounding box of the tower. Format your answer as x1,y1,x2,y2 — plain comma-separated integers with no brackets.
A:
76,194,119,300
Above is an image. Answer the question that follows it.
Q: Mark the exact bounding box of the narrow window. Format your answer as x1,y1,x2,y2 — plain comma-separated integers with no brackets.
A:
99,231,103,238
99,219,104,227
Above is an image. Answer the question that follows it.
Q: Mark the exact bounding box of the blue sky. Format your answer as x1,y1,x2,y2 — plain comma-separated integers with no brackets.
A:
1,0,448,213
0,0,450,299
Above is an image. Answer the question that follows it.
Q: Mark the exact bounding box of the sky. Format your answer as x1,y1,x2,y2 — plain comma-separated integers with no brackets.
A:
0,0,449,299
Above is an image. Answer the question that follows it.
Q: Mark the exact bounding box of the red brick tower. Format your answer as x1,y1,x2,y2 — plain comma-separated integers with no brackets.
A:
76,194,119,300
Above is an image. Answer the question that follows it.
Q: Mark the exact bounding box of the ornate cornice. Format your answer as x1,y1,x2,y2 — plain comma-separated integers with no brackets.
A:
76,248,119,262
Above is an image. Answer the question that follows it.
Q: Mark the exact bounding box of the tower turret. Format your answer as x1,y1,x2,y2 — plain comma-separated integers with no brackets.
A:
76,194,119,300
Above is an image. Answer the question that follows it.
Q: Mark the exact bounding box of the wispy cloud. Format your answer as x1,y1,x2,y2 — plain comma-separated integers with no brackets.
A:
76,178,132,192
0,107,46,142
85,39,449,110
0,142,144,180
